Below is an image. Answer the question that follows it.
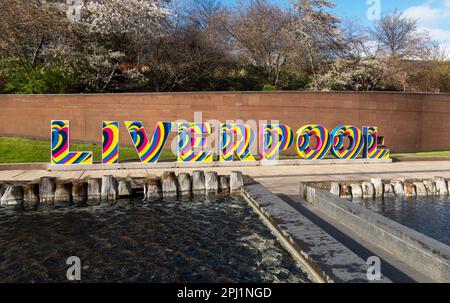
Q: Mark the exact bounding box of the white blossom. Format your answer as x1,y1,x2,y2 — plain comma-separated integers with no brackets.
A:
82,0,170,38
312,58,397,91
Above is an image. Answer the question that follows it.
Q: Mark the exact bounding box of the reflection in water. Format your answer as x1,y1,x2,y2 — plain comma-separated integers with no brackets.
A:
357,196,450,246
0,195,311,283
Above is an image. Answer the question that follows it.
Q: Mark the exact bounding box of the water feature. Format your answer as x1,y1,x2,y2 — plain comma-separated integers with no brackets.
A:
0,195,311,283
359,196,450,246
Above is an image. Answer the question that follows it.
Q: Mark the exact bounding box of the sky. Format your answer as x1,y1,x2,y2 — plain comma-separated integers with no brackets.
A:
224,0,450,48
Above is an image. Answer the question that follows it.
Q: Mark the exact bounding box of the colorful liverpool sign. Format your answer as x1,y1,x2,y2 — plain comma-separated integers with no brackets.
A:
50,120,390,165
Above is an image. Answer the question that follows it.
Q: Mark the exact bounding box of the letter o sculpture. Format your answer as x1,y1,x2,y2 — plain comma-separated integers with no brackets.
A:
330,125,364,159
295,125,332,160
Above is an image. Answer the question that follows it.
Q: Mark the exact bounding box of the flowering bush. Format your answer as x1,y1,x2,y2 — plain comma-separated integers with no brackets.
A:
312,58,402,91
82,0,169,37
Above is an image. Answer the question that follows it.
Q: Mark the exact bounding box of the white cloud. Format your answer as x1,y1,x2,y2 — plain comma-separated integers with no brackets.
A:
421,27,450,41
403,3,450,25
402,1,450,44
438,41,450,59
403,5,446,24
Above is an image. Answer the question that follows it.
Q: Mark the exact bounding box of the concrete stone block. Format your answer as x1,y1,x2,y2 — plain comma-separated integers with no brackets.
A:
383,183,395,197
350,184,363,199
340,184,352,199
0,185,23,206
330,182,340,196
299,182,308,200
39,177,56,204
22,182,39,207
0,183,5,200
192,171,205,194
177,173,192,197
392,180,405,196
87,178,102,202
162,171,178,198
101,175,118,202
413,182,428,196
219,176,230,193
361,182,375,198
306,186,316,204
55,181,72,206
118,180,132,198
423,180,437,195
434,177,448,196
230,171,244,193
205,171,219,194
404,182,417,197
146,177,162,200
72,180,87,205
370,178,384,197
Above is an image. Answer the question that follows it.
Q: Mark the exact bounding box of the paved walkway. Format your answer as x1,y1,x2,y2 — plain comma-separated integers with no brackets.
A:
1,161,450,195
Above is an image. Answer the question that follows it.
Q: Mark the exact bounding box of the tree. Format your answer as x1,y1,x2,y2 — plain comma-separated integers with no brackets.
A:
82,0,170,63
186,0,224,30
0,0,76,93
289,0,342,89
0,0,444,93
52,0,170,92
337,18,373,60
371,11,433,59
0,0,68,69
144,24,231,91
406,61,450,93
226,0,302,87
0,0,171,93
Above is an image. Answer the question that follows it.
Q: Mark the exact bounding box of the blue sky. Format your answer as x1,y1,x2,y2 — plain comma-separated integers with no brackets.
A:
224,0,450,47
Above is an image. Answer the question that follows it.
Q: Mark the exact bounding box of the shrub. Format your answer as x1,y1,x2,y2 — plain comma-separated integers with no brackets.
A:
312,59,403,91
261,84,277,91
2,63,75,94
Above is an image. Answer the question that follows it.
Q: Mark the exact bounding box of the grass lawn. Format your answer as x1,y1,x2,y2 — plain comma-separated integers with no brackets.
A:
391,151,450,157
1,136,450,163
0,137,175,163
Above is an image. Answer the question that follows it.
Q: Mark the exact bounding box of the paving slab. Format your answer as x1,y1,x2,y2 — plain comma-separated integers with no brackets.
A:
0,170,25,180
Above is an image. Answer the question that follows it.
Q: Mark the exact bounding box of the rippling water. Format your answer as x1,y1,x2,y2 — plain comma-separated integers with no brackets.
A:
0,195,311,283
359,196,450,246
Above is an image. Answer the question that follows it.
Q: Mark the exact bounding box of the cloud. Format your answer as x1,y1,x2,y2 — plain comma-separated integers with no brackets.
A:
403,3,450,25
422,27,450,41
438,41,450,59
402,1,450,44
